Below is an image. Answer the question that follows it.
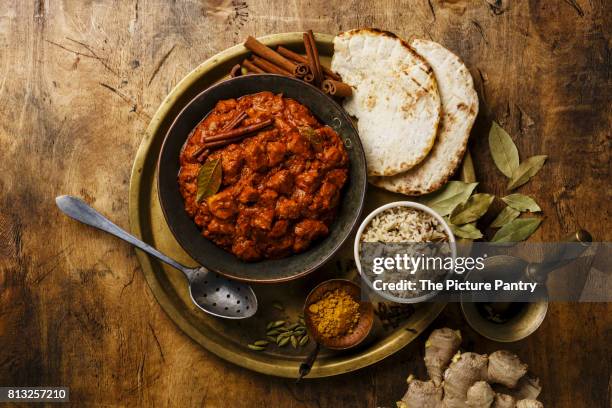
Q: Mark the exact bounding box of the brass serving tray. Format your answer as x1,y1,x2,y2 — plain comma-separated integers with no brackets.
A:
128,33,471,377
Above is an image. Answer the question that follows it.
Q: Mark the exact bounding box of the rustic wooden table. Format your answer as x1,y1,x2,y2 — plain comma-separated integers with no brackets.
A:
0,1,610,406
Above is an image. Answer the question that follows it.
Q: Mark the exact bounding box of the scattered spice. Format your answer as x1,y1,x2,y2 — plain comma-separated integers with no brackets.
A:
249,316,310,352
308,288,360,340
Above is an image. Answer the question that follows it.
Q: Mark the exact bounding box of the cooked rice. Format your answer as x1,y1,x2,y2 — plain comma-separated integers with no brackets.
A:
361,206,448,243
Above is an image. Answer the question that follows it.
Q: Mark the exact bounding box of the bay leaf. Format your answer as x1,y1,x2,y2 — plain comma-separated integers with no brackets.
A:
460,150,476,183
419,181,479,216
490,206,520,228
450,193,495,225
507,155,547,190
449,222,483,239
491,218,542,242
489,121,519,178
502,194,541,212
196,158,222,203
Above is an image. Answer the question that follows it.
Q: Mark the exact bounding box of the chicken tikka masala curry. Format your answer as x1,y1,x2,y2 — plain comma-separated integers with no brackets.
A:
178,92,349,261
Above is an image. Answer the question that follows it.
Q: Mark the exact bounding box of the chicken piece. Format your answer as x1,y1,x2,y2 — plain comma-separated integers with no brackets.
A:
220,145,244,185
487,350,528,389
267,93,284,113
295,169,321,193
401,378,444,408
443,352,489,408
234,210,252,237
287,130,312,156
249,91,274,112
275,197,300,220
286,99,319,128
178,163,200,184
266,141,286,167
312,182,339,210
258,189,278,207
243,140,267,171
251,208,274,231
238,185,259,204
466,381,495,408
287,156,307,175
294,219,328,240
268,219,289,238
293,219,328,252
266,169,293,195
193,211,210,227
215,98,238,113
424,328,463,386
205,218,235,236
207,190,236,220
325,168,348,187
231,238,261,261
320,145,344,169
264,235,294,258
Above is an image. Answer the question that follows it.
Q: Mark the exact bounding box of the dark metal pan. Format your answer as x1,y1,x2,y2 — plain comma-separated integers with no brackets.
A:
157,74,367,283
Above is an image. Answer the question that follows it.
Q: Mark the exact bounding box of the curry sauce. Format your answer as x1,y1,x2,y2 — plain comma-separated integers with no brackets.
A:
178,92,349,261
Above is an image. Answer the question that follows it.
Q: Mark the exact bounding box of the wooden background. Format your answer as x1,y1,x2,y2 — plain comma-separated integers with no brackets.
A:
0,0,610,406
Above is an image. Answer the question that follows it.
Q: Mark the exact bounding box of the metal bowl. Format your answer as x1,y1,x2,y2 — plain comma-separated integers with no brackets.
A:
157,74,367,283
303,279,374,350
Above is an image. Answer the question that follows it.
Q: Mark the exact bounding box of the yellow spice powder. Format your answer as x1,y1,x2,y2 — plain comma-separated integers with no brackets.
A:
308,288,360,339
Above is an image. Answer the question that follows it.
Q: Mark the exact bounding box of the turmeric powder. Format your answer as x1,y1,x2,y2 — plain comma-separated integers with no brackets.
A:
307,288,360,339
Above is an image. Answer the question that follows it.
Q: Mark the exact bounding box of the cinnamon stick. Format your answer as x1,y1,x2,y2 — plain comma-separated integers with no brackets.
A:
303,72,315,83
244,36,302,77
322,79,353,98
242,59,264,74
303,31,323,85
191,145,207,160
205,136,248,149
196,149,210,162
250,56,292,76
295,63,309,78
204,118,273,143
222,111,248,131
198,111,248,145
277,46,341,81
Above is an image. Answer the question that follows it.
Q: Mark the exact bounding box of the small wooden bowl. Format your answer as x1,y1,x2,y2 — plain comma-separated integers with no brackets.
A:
303,279,374,350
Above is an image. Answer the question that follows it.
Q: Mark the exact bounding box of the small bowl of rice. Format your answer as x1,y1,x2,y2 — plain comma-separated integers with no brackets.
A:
353,201,456,303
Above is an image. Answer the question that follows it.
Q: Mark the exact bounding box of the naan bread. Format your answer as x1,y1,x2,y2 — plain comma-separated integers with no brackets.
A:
371,39,479,195
331,29,441,176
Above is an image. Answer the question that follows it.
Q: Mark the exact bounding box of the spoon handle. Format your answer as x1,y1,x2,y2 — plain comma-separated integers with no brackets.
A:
56,195,189,274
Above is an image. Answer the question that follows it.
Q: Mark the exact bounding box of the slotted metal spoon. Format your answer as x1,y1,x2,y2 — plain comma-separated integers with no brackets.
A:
56,195,257,319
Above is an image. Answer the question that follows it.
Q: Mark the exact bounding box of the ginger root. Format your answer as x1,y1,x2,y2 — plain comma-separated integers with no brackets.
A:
443,352,489,407
398,328,543,408
401,377,444,408
492,394,516,408
515,400,543,408
512,376,542,400
466,381,495,408
488,351,528,389
425,328,463,386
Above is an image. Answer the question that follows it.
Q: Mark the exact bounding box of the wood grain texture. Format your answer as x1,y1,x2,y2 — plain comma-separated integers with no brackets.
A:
0,0,610,406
